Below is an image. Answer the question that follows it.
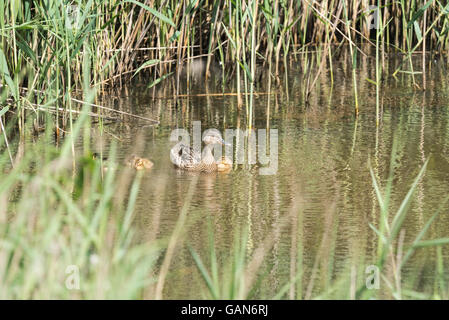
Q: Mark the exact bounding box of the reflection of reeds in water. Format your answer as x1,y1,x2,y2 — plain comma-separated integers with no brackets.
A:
187,153,449,300
2,96,449,298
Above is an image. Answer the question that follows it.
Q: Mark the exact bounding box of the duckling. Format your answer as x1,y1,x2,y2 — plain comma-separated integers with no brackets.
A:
92,152,108,161
217,156,233,172
170,129,231,172
33,118,45,134
125,155,153,170
91,152,116,172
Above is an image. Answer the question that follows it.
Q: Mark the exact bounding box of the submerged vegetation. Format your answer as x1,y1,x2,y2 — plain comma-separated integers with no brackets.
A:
0,0,449,299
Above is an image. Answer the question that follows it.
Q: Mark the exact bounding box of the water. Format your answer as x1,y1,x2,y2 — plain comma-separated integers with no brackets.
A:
89,53,449,298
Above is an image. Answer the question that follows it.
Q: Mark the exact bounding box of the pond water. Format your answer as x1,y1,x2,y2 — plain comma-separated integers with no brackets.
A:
88,52,449,299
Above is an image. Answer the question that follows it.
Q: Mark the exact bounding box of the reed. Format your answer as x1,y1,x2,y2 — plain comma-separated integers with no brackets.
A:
0,112,159,298
1,0,449,300
189,142,449,300
2,1,449,131
1,82,449,299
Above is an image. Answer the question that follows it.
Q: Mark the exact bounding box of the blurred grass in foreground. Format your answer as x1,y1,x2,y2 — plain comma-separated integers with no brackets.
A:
1,112,449,299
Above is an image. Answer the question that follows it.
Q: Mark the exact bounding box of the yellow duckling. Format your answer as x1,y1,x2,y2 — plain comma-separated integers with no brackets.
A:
217,156,233,172
125,155,153,170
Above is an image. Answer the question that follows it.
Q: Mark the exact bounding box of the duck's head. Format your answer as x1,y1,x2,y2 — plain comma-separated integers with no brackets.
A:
126,155,153,170
202,129,230,146
135,158,153,170
92,152,108,161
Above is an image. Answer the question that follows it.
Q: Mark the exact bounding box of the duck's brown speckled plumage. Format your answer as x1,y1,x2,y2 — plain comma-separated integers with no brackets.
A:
171,130,231,172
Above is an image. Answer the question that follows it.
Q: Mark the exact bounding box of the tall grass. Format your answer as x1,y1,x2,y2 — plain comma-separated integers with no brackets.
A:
0,113,157,298
1,109,448,299
189,142,449,300
1,0,449,300
1,1,449,131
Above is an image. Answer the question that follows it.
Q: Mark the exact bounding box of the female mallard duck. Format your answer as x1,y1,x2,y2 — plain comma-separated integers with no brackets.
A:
171,129,232,172
125,155,153,170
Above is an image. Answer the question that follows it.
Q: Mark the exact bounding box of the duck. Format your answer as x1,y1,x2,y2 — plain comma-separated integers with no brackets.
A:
125,155,153,170
33,118,45,134
91,152,117,172
171,129,231,172
92,152,108,161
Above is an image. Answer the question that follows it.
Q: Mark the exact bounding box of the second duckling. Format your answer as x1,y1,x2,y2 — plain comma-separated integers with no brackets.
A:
125,155,153,170
217,156,233,172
